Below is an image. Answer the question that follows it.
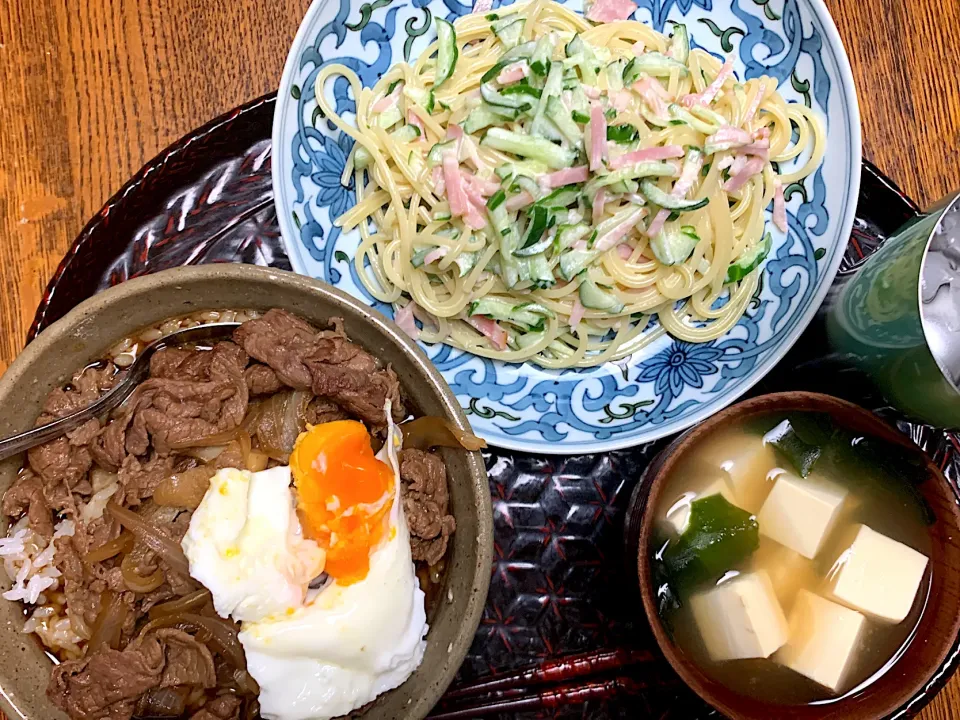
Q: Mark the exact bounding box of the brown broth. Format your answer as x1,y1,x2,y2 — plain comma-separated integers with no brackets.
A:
652,413,933,706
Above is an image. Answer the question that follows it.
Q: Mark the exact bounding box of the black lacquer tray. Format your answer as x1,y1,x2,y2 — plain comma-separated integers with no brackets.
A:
28,94,960,719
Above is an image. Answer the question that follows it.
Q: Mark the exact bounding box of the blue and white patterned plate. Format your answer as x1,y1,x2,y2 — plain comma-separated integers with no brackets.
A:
272,0,861,454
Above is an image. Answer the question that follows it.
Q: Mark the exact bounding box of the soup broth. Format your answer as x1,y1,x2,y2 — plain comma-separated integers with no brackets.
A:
651,412,933,706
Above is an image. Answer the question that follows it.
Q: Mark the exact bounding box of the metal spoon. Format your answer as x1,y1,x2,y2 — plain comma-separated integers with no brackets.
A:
0,322,242,463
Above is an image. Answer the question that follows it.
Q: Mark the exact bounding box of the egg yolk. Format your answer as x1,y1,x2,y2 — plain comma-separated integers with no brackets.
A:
290,420,394,585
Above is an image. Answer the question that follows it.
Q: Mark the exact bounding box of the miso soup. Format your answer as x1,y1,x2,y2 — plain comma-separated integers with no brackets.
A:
650,411,933,705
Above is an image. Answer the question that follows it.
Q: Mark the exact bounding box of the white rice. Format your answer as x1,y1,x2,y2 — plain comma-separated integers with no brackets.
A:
1,519,73,604
1,518,87,655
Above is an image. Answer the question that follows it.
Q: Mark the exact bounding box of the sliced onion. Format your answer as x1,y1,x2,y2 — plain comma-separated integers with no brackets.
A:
232,667,260,696
148,588,212,620
120,553,166,593
106,502,191,577
85,530,134,563
153,466,217,509
244,390,310,461
400,416,487,451
87,590,128,653
140,612,246,669
168,428,241,450
183,445,227,463
246,451,269,472
238,430,252,470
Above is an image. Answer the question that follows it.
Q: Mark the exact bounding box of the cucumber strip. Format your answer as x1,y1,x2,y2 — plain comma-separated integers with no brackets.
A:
510,174,541,197
432,208,452,221
565,33,585,58
481,128,578,169
669,23,690,64
689,104,727,127
519,253,556,288
605,59,626,92
567,85,589,113
626,52,689,78
352,145,372,170
390,125,421,143
725,232,772,283
578,277,624,312
571,109,591,124
462,106,503,134
480,40,537,83
487,104,528,120
434,18,458,89
546,96,584,145
427,139,458,166
553,223,591,253
492,17,525,48
531,63,564,139
650,224,699,265
481,82,534,110
585,161,678,195
501,83,542,98
558,248,597,280
668,103,719,134
487,188,507,210
535,185,582,208
455,251,478,277
515,205,552,255
516,330,547,350
377,107,403,129
607,124,639,144
640,179,710,211
529,34,554,76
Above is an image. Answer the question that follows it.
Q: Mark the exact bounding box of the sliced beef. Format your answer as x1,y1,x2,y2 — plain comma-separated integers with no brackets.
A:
304,335,404,427
1,471,53,540
399,449,456,566
40,365,118,422
49,628,214,720
109,342,249,456
243,364,283,396
232,309,328,389
190,695,242,720
55,535,106,629
233,309,404,428
303,397,350,426
117,454,176,506
154,628,216,689
49,635,164,720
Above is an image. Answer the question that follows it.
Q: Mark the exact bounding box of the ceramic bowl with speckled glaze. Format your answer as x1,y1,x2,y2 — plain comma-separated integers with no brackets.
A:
0,264,493,720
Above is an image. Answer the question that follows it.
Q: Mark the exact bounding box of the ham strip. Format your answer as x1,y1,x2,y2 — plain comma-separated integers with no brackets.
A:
773,179,788,233
585,0,637,23
723,156,765,192
541,166,590,189
589,102,607,172
609,145,684,170
569,298,586,330
394,302,420,340
466,316,508,351
592,189,606,225
682,56,734,107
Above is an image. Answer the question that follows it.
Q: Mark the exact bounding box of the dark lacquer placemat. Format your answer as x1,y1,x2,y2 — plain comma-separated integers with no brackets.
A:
27,94,960,719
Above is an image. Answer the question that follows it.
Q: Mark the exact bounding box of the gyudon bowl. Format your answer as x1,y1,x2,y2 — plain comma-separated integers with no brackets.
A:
0,264,492,720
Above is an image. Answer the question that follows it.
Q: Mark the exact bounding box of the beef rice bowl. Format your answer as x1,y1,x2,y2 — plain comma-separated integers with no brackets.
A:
0,308,484,720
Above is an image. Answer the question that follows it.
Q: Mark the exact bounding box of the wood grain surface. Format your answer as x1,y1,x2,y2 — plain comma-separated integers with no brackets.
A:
0,0,959,717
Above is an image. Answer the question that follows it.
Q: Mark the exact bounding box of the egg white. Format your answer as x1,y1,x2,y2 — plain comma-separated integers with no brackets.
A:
182,466,326,623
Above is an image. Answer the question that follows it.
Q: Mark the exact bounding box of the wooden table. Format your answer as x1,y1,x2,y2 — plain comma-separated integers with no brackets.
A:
1,0,959,717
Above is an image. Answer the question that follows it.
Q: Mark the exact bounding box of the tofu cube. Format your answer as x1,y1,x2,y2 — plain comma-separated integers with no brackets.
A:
689,570,789,661
751,538,819,611
757,472,848,559
664,475,737,534
697,435,778,513
826,524,928,623
776,590,866,693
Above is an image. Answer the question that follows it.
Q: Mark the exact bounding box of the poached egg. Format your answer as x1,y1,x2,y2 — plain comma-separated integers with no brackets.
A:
182,407,427,720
